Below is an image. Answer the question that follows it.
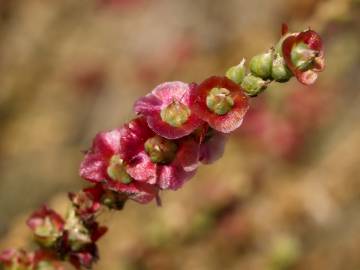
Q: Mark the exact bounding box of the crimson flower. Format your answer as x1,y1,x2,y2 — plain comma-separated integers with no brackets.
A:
26,206,65,248
120,118,199,190
190,76,249,133
69,185,103,220
282,27,324,85
134,81,203,139
79,127,158,204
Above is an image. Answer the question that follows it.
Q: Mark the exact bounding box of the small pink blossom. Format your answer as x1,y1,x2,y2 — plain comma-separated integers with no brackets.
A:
190,76,249,133
79,127,158,204
282,26,324,85
134,81,203,139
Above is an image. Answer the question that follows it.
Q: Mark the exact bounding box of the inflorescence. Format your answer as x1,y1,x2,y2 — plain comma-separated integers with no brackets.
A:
0,24,324,270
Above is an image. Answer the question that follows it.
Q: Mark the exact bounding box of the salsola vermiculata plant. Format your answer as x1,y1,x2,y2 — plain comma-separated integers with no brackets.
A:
0,24,324,270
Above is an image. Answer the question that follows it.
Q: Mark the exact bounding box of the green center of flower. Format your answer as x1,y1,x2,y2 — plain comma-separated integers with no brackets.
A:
34,217,59,238
160,101,191,127
206,87,234,115
144,135,178,164
291,42,317,71
34,217,61,247
107,155,133,184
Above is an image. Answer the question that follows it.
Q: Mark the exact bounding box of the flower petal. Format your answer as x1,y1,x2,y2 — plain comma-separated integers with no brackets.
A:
79,153,108,182
120,117,154,161
158,166,197,190
92,129,122,156
126,151,157,184
200,131,228,164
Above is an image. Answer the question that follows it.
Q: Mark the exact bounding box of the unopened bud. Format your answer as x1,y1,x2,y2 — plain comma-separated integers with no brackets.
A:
249,50,273,80
225,59,246,84
241,74,268,96
271,54,292,82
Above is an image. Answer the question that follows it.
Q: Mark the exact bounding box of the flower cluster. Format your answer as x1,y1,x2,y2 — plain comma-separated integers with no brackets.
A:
0,24,324,270
79,78,249,203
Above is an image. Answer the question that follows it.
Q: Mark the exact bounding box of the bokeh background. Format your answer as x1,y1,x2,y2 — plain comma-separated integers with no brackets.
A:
0,0,359,269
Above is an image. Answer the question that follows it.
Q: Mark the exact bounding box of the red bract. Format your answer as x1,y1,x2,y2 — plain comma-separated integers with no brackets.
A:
121,118,199,190
27,206,65,248
79,127,158,204
190,76,249,133
134,81,203,139
282,27,324,85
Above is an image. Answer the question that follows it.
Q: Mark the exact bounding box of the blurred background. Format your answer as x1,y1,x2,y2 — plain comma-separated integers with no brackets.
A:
0,0,359,269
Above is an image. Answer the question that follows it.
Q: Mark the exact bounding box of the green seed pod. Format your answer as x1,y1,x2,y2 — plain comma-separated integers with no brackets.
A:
271,53,292,82
225,58,246,84
249,50,273,79
241,74,268,97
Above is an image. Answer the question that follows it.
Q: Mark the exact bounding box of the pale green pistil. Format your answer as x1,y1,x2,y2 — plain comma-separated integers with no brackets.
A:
206,87,234,115
34,218,57,237
160,101,191,127
107,155,132,184
144,135,178,164
291,42,317,71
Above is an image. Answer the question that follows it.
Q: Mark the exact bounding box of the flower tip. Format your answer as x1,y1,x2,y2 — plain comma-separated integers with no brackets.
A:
282,23,289,36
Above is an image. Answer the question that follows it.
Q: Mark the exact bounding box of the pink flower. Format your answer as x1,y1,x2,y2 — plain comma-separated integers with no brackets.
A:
79,127,158,204
120,118,199,190
282,27,324,85
190,76,249,133
26,206,65,248
134,81,203,139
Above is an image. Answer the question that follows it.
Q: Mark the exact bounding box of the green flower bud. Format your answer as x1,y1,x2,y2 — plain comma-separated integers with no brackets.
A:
206,87,234,115
225,58,246,84
291,42,317,71
249,50,273,79
107,155,133,184
145,135,178,164
271,54,292,82
160,101,191,127
241,74,268,97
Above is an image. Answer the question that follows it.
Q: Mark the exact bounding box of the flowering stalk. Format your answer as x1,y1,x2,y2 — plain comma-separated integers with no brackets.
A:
0,24,324,270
